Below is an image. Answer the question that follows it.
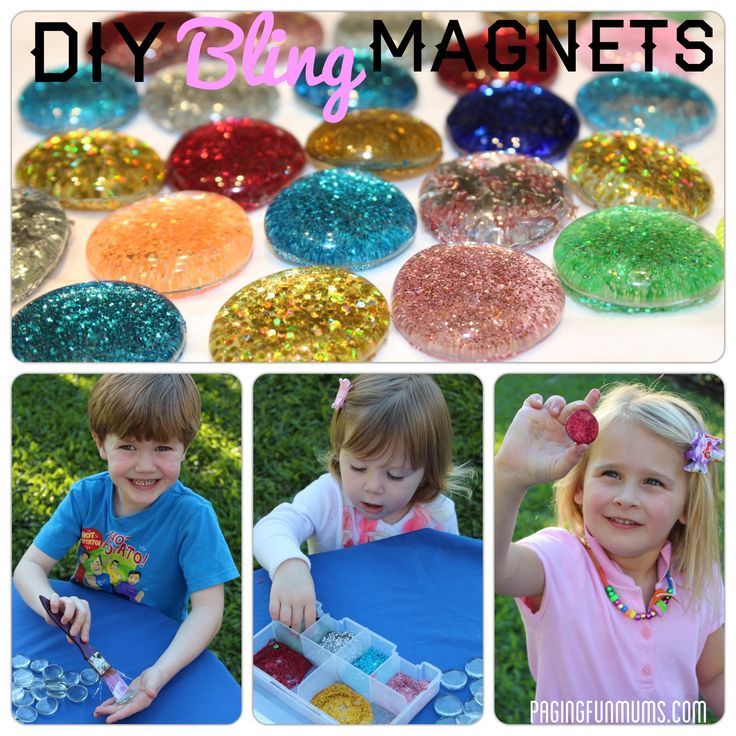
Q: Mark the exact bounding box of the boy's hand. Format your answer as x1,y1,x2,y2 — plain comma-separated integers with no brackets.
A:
269,558,316,632
496,388,601,490
46,593,91,644
94,666,163,724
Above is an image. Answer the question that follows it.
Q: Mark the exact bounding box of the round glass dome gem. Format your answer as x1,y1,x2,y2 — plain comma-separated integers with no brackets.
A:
419,153,575,249
576,72,716,146
392,243,565,361
144,62,279,132
87,191,253,296
265,169,416,269
447,83,579,161
567,131,713,219
209,267,390,362
166,119,306,211
434,695,463,718
16,130,166,210
12,188,71,303
440,670,468,691
553,206,724,312
306,109,442,180
12,282,187,362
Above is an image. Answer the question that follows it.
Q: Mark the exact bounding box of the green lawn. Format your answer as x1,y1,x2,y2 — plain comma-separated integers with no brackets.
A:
12,374,242,683
494,374,724,724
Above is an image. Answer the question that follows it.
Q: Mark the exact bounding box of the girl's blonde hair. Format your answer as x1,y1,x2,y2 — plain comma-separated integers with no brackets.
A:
555,383,721,604
325,374,473,504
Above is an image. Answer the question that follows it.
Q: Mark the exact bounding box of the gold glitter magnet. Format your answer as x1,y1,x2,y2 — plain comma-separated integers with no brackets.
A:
209,267,389,362
15,129,166,210
567,131,713,219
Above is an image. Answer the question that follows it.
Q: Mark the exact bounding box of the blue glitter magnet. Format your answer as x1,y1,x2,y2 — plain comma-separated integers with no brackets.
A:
12,282,186,362
265,169,417,269
294,51,417,113
576,71,716,146
19,64,140,132
447,83,579,161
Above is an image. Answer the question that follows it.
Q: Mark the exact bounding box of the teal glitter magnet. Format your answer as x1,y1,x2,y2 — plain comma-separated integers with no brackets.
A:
19,64,139,132
265,169,416,269
12,282,186,362
553,206,724,312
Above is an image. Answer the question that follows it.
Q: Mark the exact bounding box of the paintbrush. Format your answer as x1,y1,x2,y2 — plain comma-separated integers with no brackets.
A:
39,594,135,704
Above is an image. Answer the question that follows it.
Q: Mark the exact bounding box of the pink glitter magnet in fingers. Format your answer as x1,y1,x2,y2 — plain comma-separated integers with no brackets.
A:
565,410,599,445
391,244,565,361
419,153,575,250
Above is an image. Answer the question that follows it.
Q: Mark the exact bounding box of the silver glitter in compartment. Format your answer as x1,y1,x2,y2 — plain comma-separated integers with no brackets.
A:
12,188,71,303
143,62,279,132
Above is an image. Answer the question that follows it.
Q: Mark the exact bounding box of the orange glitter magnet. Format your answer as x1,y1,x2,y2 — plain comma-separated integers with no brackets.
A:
86,191,253,296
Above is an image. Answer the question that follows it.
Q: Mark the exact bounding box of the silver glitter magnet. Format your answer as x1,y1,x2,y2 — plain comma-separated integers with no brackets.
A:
144,62,279,132
12,188,71,303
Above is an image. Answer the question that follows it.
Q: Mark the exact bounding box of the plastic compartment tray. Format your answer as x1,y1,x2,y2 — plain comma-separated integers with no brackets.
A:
254,615,441,724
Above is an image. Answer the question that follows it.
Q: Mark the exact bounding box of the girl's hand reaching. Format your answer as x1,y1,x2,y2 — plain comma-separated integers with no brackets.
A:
269,558,317,632
496,388,601,491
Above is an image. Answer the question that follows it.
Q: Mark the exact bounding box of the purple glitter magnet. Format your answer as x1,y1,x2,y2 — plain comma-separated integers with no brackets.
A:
419,153,575,250
391,243,565,361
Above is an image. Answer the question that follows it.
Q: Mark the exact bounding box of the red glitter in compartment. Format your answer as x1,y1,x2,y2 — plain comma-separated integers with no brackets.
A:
254,639,314,689
565,410,599,444
386,673,430,703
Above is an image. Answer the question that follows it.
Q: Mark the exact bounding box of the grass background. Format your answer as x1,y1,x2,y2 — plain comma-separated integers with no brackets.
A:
494,374,724,724
253,373,484,547
11,374,242,684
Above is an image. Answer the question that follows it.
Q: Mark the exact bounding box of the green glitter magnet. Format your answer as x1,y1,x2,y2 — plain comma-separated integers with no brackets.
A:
553,206,724,312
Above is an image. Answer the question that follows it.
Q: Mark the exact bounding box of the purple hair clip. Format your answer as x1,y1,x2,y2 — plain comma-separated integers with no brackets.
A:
684,431,724,474
331,378,352,411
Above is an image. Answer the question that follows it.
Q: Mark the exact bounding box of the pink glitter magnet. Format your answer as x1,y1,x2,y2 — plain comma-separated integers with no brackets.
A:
565,410,599,444
419,153,575,250
391,243,565,361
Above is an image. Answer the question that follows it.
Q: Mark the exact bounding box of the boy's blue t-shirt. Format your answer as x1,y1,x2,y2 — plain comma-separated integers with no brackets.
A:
34,472,239,622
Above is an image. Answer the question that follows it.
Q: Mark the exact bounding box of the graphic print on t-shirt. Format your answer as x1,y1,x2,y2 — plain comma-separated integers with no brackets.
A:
75,527,149,603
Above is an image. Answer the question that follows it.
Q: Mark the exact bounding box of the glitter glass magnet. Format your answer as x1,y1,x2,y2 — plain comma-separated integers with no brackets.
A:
19,64,139,132
144,62,279,133
87,191,253,296
12,188,71,304
419,153,575,249
265,169,416,269
230,11,324,50
437,30,558,93
306,109,442,180
716,218,724,248
12,282,187,362
295,51,417,112
391,244,565,361
447,83,579,161
440,670,468,691
576,72,716,146
567,132,713,219
167,119,306,211
565,410,599,444
434,694,463,718
209,267,390,362
553,206,724,312
483,11,591,35
16,130,166,210
35,697,59,716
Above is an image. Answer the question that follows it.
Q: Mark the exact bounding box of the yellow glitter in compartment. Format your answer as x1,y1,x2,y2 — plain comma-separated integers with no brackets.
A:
15,129,166,210
567,131,713,219
311,683,373,725
209,266,390,362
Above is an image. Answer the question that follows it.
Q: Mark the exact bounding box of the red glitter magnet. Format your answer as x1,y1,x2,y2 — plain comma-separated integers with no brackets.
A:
437,30,558,93
167,119,306,211
565,410,599,445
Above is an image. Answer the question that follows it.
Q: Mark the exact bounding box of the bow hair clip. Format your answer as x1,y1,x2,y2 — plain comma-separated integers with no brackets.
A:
684,431,724,474
331,378,352,411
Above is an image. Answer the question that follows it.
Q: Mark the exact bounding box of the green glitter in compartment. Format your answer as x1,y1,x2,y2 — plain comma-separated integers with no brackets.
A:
553,206,724,312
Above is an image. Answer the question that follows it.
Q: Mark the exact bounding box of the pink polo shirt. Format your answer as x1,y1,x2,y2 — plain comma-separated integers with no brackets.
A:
516,528,723,724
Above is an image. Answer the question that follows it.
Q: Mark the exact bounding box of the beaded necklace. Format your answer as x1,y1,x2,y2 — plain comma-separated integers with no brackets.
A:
580,537,676,621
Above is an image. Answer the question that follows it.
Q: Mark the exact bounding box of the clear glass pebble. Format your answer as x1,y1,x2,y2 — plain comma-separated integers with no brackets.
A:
436,717,457,724
464,698,483,716
12,687,35,707
30,658,49,673
63,671,81,686
465,657,483,678
12,654,31,669
42,664,64,680
13,668,35,687
31,685,49,700
469,677,483,697
434,694,463,718
35,697,59,716
457,711,482,724
15,705,38,723
440,669,468,691
80,668,100,685
475,689,484,706
66,685,89,703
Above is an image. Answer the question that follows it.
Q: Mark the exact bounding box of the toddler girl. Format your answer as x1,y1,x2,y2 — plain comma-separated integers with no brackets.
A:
495,384,723,723
254,374,473,631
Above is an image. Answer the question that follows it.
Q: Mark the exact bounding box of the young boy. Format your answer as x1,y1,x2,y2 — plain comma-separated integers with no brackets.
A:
13,374,239,723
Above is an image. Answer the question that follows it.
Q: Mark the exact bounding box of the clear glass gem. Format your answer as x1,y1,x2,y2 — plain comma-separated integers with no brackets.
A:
434,694,463,718
440,669,468,691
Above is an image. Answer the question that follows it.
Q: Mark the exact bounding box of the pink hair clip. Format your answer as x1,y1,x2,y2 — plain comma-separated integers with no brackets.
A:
684,431,724,474
331,378,352,411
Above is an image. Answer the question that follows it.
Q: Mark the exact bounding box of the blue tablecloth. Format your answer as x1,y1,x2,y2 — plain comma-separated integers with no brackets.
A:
253,528,483,724
12,580,241,724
